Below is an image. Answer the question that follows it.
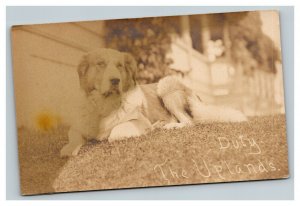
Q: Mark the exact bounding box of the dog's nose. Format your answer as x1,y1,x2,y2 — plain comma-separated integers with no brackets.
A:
110,78,120,85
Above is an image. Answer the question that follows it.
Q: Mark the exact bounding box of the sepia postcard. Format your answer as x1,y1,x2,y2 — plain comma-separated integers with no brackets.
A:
11,10,289,195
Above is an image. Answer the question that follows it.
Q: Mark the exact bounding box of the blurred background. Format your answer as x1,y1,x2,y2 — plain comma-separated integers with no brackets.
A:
12,10,285,130
105,11,284,116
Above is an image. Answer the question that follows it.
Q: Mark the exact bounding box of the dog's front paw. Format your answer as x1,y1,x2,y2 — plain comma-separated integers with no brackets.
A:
163,122,193,130
96,130,111,141
60,143,83,157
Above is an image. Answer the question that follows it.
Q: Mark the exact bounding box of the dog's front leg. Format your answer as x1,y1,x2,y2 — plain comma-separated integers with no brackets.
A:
97,106,142,141
96,129,111,141
108,113,151,142
60,128,86,157
97,116,119,141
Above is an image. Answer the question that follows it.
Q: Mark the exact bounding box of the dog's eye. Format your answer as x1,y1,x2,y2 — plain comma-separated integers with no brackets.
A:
117,63,124,69
96,62,106,68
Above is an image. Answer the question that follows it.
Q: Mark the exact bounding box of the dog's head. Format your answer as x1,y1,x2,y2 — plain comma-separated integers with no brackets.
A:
77,48,137,97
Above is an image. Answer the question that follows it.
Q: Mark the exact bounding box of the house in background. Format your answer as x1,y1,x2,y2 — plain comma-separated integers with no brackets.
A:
12,11,284,129
12,21,106,128
167,11,285,116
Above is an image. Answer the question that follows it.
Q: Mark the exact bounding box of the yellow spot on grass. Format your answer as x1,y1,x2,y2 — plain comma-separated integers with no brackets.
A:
35,112,60,131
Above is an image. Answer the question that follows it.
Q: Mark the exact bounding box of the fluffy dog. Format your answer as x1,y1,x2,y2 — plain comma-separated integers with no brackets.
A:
61,48,247,157
60,48,138,156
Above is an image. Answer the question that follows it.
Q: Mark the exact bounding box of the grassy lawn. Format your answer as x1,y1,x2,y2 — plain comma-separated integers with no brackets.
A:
18,114,289,195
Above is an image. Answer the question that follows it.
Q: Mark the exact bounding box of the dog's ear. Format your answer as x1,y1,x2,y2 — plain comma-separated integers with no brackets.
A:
77,54,90,94
123,53,137,92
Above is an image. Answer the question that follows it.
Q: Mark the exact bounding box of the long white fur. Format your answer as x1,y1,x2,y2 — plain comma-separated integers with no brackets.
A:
188,95,247,122
157,76,247,124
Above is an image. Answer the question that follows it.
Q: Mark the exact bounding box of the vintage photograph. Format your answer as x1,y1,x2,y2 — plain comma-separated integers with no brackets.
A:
11,10,288,195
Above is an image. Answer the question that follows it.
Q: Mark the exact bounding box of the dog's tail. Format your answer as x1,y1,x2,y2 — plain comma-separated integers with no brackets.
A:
188,95,247,123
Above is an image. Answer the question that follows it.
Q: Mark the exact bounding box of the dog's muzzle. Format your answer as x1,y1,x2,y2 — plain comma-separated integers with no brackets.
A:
102,78,121,97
